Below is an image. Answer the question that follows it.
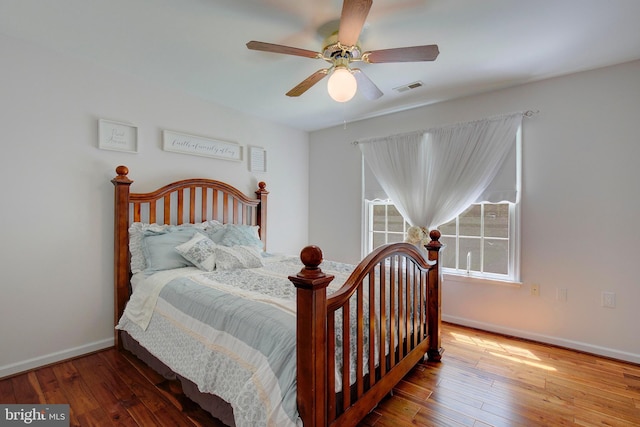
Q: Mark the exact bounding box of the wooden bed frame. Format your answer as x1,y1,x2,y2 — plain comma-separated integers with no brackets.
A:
112,165,443,427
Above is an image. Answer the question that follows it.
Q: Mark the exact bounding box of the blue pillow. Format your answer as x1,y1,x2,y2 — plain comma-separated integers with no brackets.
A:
198,224,227,244
142,227,197,272
220,224,263,250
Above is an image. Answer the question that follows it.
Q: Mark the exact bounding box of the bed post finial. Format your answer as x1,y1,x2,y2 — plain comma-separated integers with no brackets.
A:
115,165,129,177
426,229,442,250
289,246,334,427
425,229,444,362
296,245,326,278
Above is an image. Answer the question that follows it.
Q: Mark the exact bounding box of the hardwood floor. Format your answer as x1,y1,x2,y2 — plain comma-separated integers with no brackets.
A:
1,323,639,426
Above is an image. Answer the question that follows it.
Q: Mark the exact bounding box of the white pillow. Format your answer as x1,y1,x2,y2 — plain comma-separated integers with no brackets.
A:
214,245,265,270
175,233,217,272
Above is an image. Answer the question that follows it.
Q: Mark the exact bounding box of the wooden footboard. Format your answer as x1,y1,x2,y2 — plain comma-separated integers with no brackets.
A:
290,233,442,427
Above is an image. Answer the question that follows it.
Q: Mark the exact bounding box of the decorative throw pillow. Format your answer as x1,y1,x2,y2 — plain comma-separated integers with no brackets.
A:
220,224,263,250
214,245,265,270
141,227,197,272
175,233,217,271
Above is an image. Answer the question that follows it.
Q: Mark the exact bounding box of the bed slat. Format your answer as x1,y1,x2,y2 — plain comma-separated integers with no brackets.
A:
368,273,376,389
356,287,364,398
341,303,350,410
223,194,229,223
378,263,387,378
177,189,184,224
327,313,337,423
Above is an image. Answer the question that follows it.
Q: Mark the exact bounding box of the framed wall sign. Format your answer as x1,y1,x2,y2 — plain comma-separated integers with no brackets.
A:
249,146,266,173
98,119,138,153
162,130,242,161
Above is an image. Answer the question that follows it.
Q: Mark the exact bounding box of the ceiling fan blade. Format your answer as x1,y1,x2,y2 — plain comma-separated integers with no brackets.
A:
364,44,440,63
338,0,372,47
286,69,329,97
352,68,383,100
246,41,320,59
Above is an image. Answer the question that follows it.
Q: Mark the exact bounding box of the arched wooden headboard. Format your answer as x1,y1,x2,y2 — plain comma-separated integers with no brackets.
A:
111,165,268,347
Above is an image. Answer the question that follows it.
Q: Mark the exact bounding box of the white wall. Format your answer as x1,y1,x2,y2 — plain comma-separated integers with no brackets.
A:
0,34,309,377
309,60,640,363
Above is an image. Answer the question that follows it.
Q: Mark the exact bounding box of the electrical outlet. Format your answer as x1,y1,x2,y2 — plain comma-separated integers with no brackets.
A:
602,292,616,308
557,288,567,302
530,284,540,296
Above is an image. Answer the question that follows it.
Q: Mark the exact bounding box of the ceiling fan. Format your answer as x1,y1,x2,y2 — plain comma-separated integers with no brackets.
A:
246,0,439,102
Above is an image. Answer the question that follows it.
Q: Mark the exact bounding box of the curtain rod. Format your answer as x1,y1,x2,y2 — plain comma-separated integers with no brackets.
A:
352,109,539,145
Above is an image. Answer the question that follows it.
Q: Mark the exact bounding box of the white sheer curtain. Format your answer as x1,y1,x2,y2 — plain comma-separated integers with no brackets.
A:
359,112,523,229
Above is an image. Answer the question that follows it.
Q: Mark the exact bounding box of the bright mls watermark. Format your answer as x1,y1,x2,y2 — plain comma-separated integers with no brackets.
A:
1,405,69,426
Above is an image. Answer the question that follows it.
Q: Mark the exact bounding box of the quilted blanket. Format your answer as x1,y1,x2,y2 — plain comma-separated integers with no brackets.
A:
117,256,356,427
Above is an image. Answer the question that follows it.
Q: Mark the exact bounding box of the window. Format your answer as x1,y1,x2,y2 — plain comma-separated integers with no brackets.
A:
439,202,518,281
364,200,520,283
364,201,411,253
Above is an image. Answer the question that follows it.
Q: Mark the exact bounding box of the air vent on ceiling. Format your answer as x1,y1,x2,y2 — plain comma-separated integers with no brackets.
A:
393,81,424,93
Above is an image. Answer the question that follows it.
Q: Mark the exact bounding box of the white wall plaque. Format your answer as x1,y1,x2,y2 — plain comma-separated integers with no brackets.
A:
162,130,242,161
98,119,138,153
249,146,266,173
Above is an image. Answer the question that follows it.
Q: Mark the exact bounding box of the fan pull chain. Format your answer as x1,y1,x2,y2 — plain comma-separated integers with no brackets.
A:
342,101,350,129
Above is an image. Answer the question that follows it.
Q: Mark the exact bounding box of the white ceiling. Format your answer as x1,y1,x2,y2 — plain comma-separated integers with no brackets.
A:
2,0,640,131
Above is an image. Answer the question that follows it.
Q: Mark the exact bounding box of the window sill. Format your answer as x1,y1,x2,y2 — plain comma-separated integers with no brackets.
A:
442,273,522,288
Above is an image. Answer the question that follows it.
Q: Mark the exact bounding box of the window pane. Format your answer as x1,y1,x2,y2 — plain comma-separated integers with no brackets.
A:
372,232,386,249
440,236,456,269
459,205,481,236
484,204,509,238
439,218,456,236
387,233,404,244
459,237,481,272
373,205,386,231
484,238,508,275
387,205,404,232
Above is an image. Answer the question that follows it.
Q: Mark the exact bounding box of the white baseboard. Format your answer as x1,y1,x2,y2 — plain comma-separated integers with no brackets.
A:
0,338,114,379
443,315,640,365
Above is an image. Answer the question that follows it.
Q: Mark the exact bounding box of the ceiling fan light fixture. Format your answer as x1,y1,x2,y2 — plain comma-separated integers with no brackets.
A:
246,0,439,102
327,67,357,102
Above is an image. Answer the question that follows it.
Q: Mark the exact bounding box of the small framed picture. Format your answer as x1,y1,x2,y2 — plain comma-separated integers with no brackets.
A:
249,146,266,173
98,119,138,153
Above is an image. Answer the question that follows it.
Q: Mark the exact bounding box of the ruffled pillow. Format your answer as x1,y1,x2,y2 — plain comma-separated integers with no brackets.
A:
175,233,217,272
129,223,171,274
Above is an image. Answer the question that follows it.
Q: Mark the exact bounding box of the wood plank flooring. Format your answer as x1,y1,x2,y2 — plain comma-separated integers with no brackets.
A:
1,322,639,426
